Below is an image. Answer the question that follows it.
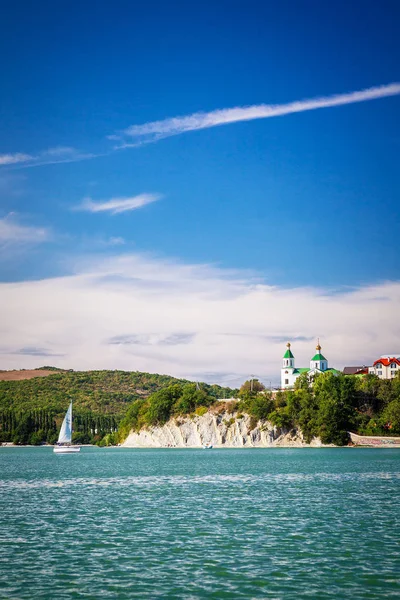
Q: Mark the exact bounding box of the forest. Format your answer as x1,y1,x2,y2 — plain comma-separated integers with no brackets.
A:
119,371,400,446
1,367,399,446
0,369,236,445
118,382,224,440
239,371,400,445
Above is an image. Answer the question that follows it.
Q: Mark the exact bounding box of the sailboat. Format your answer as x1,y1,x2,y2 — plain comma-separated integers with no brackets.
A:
53,402,80,454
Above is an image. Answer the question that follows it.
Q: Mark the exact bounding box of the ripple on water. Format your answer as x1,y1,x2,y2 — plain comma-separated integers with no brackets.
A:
0,448,399,599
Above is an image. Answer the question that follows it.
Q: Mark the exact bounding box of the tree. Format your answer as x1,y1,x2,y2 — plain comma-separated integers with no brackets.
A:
13,414,34,445
382,399,400,434
238,379,265,399
286,391,301,422
313,373,356,445
247,395,274,421
294,372,311,391
268,406,293,429
296,388,319,443
29,431,42,446
72,431,92,444
355,373,381,413
173,384,209,414
145,386,182,426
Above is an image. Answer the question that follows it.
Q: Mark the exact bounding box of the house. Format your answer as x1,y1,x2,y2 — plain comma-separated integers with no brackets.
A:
368,356,400,380
281,341,340,389
343,366,370,376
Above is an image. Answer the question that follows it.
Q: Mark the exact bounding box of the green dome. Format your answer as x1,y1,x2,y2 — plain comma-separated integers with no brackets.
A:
283,343,294,359
311,353,327,362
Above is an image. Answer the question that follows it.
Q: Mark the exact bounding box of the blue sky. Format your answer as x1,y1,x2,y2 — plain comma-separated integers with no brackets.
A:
0,0,399,384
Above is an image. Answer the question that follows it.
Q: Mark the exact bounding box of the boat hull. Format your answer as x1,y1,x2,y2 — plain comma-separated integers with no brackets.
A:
53,446,81,454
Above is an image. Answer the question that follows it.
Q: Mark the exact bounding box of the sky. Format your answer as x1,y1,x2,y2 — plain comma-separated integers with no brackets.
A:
0,0,399,386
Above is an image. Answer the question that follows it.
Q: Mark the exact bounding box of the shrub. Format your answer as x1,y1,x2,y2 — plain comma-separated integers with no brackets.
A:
382,399,400,434
72,431,92,444
226,401,239,414
28,432,42,446
238,379,265,398
268,408,293,429
248,416,258,431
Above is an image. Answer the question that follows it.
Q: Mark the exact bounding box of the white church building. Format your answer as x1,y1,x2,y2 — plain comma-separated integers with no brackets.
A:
281,341,340,389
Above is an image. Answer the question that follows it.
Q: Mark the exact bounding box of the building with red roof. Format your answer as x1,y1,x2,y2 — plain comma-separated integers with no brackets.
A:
368,356,400,379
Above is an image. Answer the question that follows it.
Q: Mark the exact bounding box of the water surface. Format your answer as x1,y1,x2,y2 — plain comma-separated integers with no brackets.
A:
0,447,399,599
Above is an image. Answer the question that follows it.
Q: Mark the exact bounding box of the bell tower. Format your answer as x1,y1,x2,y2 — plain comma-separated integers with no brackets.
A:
283,342,295,368
310,339,328,371
281,342,295,389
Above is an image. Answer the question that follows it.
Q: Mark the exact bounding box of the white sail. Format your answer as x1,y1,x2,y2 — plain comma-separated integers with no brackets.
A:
57,402,72,444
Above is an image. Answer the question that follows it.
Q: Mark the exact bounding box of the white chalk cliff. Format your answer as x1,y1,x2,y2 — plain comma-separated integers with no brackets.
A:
122,409,322,447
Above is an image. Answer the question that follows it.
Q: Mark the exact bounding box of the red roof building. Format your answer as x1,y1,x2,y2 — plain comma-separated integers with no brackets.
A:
369,356,400,380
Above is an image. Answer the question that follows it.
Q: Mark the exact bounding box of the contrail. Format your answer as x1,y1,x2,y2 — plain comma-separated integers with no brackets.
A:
2,83,399,169
121,83,400,142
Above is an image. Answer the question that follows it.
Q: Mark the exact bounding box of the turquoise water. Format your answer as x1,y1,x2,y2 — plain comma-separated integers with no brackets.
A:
0,448,399,599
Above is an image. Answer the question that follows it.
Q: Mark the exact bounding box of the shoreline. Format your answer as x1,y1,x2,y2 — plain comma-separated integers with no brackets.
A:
2,431,400,450
2,443,400,449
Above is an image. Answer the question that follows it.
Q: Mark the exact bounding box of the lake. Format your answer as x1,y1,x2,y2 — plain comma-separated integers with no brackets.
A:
0,447,399,599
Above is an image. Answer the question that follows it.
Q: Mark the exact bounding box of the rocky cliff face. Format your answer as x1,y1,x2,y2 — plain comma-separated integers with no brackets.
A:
122,409,322,447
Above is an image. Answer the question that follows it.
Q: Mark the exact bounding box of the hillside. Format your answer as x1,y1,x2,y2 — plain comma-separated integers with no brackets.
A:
0,370,190,414
0,369,65,381
0,369,237,445
2,367,400,447
117,370,400,447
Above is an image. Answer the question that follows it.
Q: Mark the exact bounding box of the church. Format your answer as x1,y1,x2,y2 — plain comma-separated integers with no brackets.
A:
281,341,339,389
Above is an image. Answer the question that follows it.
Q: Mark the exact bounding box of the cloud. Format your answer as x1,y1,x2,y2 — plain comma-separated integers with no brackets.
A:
0,252,399,385
43,146,77,157
108,333,196,346
0,147,99,170
0,153,35,166
75,193,162,214
6,346,65,357
222,333,315,343
0,214,50,244
118,82,400,145
107,236,126,246
2,83,399,170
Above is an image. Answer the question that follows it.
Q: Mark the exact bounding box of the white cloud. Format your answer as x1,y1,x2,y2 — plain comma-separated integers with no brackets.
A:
118,82,400,144
0,214,50,244
75,193,162,214
0,153,35,165
2,83,399,171
107,236,125,246
0,147,99,170
0,252,399,386
0,148,78,166
42,146,77,157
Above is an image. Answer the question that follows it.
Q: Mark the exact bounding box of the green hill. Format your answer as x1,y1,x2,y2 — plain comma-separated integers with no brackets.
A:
0,370,189,413
0,369,237,445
